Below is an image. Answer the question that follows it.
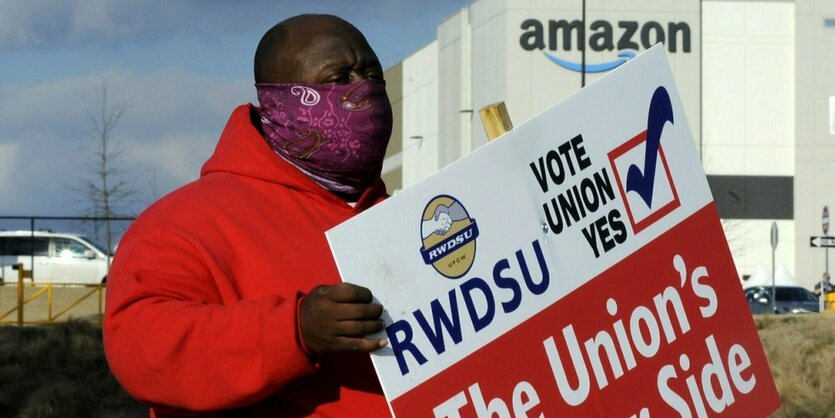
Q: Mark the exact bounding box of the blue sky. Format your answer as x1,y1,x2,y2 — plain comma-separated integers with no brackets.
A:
0,0,467,216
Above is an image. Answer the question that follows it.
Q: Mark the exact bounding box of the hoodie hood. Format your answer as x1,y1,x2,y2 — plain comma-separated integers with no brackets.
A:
201,104,387,210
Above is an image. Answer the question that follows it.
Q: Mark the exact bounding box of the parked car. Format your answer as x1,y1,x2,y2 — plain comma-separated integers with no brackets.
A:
744,285,820,314
0,231,110,284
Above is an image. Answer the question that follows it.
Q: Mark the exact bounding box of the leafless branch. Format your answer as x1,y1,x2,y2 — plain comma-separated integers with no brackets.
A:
69,79,138,262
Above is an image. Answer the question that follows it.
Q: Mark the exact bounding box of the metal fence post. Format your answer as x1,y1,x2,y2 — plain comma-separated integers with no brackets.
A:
98,285,104,322
48,284,53,322
17,264,23,326
14,263,33,326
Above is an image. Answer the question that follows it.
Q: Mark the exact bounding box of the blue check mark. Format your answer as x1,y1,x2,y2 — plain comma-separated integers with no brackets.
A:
625,86,675,208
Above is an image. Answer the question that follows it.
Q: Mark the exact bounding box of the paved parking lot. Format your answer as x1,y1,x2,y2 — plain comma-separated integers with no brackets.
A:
0,284,105,324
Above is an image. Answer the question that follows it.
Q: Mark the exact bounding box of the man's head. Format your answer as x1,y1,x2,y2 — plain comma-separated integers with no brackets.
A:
253,15,393,199
254,14,384,86
825,272,831,282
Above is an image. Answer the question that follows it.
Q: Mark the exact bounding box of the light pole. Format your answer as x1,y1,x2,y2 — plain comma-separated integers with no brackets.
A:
821,205,829,313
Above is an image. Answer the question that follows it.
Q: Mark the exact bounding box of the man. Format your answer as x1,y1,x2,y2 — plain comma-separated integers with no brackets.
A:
815,272,833,296
104,15,393,417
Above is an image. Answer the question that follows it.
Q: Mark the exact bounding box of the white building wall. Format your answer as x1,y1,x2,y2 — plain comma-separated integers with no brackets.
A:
469,0,511,149
702,1,795,176
437,10,472,169
401,41,440,188
702,1,796,280
795,0,835,287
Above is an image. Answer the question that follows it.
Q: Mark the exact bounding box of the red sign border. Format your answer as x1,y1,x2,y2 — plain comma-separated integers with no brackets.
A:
608,130,681,234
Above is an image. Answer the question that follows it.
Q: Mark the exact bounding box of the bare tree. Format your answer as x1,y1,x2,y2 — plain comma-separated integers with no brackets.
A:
79,80,136,265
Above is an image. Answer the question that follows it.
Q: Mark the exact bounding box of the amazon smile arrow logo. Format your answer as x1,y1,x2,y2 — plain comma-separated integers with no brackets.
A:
543,50,636,73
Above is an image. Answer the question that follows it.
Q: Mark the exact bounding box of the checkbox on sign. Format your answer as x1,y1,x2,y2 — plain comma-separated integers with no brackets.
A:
608,130,680,234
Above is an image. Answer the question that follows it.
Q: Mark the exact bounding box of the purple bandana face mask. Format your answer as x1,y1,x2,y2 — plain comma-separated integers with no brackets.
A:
256,79,393,196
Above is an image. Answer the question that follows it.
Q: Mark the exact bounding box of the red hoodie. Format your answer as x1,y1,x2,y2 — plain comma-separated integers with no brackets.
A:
104,104,391,417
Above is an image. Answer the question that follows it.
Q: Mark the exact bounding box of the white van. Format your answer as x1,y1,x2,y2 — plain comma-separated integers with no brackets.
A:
0,231,110,284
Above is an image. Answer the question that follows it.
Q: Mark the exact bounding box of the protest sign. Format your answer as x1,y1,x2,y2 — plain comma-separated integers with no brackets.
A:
327,45,780,418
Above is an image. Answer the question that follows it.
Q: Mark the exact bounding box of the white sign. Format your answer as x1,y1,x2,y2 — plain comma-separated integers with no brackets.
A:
810,236,835,248
328,46,779,418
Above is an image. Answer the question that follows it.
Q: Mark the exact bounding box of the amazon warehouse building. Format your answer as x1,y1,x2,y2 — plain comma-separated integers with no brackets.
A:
379,0,835,288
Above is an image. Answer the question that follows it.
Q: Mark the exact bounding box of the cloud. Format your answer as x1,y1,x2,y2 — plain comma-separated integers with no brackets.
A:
0,143,21,206
0,69,254,215
124,132,218,204
0,0,348,50
0,0,253,50
0,1,128,50
0,0,467,58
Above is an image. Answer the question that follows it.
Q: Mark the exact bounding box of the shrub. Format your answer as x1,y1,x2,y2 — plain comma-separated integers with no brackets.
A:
1,315,834,417
0,320,146,418
757,314,835,418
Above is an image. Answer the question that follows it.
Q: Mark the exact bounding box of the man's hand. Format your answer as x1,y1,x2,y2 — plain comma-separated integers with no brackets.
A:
299,283,387,354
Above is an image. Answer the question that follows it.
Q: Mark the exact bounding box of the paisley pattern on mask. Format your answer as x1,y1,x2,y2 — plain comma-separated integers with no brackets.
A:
256,80,393,195
290,86,320,106
281,127,327,159
337,81,373,111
